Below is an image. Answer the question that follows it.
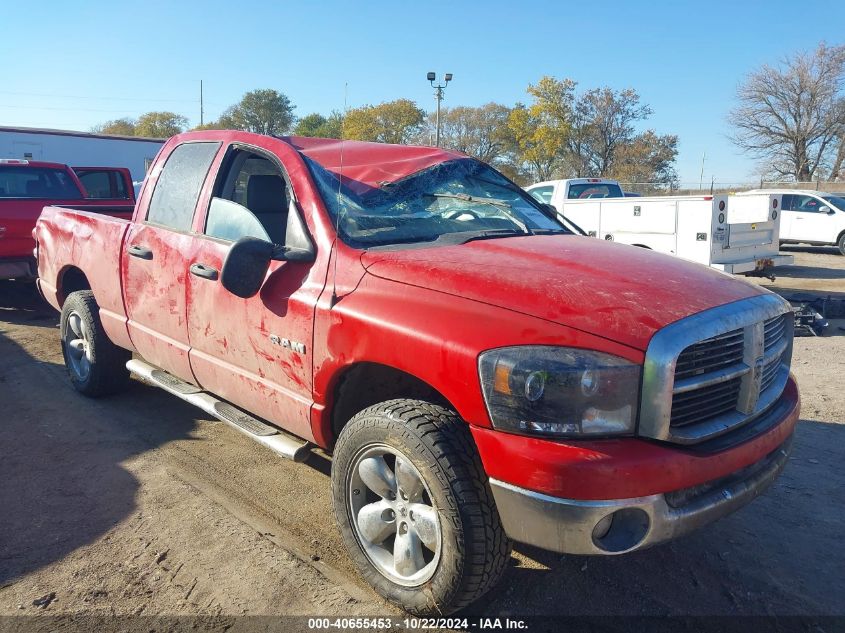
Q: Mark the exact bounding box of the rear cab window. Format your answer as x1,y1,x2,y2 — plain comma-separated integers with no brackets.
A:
0,166,82,199
146,142,220,232
567,183,624,199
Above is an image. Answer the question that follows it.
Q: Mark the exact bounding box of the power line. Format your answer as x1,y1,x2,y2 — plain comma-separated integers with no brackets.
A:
0,89,199,103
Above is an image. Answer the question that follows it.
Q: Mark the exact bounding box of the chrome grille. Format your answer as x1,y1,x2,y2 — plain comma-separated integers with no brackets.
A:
639,295,794,445
667,311,792,440
670,377,742,427
675,329,743,380
764,314,787,351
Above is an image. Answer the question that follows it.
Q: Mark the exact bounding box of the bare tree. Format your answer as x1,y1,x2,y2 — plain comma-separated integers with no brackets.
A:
578,88,652,176
729,43,845,181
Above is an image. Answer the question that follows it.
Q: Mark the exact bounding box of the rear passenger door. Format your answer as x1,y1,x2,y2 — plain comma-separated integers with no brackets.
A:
122,141,221,381
185,144,321,442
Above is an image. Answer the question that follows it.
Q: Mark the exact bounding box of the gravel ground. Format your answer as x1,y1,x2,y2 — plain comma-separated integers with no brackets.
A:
0,247,843,629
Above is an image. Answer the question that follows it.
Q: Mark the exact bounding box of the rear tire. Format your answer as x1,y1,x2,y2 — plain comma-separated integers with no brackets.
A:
60,290,130,397
331,399,511,615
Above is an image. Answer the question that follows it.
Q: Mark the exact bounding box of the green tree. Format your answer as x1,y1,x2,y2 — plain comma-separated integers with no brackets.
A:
91,118,136,136
423,103,512,164
504,77,574,181
610,130,679,186
134,111,188,138
293,111,344,138
222,88,296,135
343,99,425,144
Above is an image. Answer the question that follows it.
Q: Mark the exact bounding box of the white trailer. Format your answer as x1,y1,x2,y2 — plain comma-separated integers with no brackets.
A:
527,179,793,274
0,126,164,183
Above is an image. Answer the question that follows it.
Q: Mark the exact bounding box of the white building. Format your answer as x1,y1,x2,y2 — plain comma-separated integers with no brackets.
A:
0,126,165,182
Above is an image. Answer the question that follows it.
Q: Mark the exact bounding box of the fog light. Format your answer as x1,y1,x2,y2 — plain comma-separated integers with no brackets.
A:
591,508,650,553
592,514,613,540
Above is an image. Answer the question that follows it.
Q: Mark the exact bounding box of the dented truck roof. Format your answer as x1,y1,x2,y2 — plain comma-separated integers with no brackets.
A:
280,136,466,191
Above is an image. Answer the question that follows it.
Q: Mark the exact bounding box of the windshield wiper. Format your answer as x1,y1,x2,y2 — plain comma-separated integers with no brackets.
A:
453,228,528,245
423,192,531,234
531,228,571,235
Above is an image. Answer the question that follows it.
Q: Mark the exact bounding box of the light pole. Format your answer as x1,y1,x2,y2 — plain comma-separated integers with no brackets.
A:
427,71,452,147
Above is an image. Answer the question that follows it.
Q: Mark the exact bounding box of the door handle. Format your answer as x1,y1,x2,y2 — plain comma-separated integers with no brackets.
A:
190,262,219,281
127,244,153,259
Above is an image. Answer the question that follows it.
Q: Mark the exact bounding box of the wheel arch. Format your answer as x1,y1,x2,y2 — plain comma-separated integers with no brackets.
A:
327,361,456,446
57,266,92,306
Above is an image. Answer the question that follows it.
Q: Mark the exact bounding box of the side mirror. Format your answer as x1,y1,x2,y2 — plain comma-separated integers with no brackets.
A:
221,237,274,299
819,206,834,215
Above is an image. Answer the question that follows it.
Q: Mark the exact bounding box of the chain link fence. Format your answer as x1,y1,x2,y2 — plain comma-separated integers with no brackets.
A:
619,181,845,197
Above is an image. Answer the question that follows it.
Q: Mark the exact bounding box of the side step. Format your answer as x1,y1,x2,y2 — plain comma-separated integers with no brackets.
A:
127,359,312,462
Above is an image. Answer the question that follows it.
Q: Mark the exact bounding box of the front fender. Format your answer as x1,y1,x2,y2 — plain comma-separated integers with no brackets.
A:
310,272,643,445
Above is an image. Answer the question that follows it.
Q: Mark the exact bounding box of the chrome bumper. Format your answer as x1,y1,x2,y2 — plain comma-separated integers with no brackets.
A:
489,435,792,555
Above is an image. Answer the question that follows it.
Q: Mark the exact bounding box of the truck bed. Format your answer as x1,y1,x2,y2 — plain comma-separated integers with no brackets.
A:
35,206,131,346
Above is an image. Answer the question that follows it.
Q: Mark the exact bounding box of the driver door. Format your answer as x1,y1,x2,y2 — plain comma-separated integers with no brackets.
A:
185,145,322,442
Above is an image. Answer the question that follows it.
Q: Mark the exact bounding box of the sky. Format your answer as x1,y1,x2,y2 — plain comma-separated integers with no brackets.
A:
3,0,844,185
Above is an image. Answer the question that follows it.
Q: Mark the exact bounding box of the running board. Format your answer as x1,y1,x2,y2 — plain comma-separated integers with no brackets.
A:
126,359,312,462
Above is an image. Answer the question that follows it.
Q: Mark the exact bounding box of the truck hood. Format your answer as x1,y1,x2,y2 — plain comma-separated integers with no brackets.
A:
360,235,767,351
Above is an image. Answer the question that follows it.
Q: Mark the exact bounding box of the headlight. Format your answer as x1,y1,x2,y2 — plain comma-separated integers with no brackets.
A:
478,346,641,438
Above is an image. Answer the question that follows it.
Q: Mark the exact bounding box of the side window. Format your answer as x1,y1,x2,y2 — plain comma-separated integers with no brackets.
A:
77,171,111,198
781,194,794,210
114,172,128,198
147,142,219,231
528,186,554,204
205,150,289,244
792,195,819,212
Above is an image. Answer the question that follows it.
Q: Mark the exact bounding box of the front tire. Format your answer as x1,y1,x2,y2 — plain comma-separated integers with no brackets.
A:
331,400,511,615
60,290,130,397
837,233,845,256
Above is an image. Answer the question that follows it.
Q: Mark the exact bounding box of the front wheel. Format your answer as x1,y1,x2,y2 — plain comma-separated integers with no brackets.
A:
837,233,845,256
331,400,511,615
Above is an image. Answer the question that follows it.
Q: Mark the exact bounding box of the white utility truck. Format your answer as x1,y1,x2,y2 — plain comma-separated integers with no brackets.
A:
527,178,793,274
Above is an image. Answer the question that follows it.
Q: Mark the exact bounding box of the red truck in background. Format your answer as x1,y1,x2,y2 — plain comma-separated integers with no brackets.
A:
72,166,135,201
33,131,800,615
0,160,134,280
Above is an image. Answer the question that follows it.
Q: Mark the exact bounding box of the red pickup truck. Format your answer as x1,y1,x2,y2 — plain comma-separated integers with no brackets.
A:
34,131,799,614
0,160,134,280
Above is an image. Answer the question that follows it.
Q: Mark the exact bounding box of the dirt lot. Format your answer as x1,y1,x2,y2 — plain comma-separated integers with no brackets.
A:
0,247,843,629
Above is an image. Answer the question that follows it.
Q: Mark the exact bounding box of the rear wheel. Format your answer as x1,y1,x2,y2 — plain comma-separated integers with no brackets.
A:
60,290,130,397
331,400,511,615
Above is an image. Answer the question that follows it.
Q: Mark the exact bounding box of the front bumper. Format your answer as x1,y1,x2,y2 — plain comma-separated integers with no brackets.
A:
490,434,792,555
